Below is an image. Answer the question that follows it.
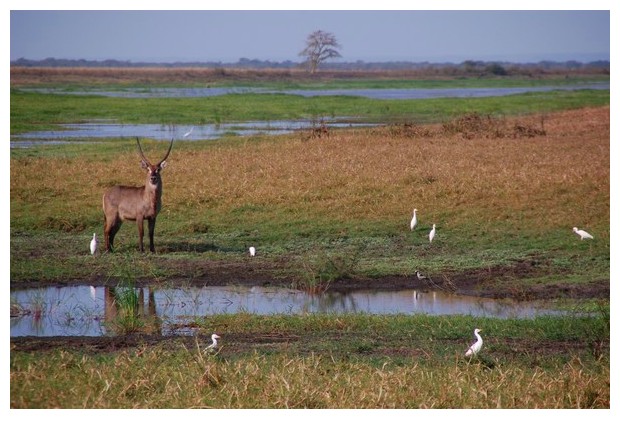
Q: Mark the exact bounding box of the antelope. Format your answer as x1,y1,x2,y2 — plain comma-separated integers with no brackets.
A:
102,138,173,252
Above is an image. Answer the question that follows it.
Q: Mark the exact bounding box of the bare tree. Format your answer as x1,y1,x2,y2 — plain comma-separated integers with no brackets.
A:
299,30,342,73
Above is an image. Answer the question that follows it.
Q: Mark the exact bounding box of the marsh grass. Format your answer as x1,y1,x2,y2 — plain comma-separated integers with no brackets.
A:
291,246,363,293
10,85,610,134
11,348,608,408
10,106,610,289
50,352,610,408
10,313,609,408
9,71,610,411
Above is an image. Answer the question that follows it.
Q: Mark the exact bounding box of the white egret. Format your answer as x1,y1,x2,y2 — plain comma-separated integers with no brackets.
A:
465,328,483,357
415,270,438,288
429,224,436,243
573,227,594,240
204,333,221,352
410,209,418,230
90,233,98,255
249,246,256,257
183,127,194,138
89,285,96,300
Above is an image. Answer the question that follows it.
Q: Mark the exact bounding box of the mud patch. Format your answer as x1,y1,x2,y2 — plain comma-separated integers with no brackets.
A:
10,331,609,362
11,258,610,301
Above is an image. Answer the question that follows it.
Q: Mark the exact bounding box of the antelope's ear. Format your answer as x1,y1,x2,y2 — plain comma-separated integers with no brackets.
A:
140,160,149,170
160,160,168,169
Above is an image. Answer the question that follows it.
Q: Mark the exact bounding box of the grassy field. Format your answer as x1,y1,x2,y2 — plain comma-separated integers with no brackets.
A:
10,65,610,87
10,86,610,134
10,312,610,408
9,70,610,410
10,106,610,290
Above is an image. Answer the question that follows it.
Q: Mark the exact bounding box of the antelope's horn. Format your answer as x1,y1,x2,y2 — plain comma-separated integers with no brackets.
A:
136,137,150,164
159,139,174,164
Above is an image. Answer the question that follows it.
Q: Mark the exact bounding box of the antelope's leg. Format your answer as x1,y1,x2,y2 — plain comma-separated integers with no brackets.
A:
104,215,121,252
148,218,156,253
137,216,145,252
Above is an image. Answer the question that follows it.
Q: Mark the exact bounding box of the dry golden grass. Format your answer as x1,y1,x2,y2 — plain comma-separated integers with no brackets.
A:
10,347,609,408
11,66,307,86
10,107,609,240
10,66,609,86
163,107,609,232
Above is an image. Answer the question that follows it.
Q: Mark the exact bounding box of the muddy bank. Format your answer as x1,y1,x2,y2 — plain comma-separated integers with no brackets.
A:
11,259,609,301
10,329,608,360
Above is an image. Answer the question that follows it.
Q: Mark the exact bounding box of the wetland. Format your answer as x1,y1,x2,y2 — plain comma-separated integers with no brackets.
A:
9,67,610,408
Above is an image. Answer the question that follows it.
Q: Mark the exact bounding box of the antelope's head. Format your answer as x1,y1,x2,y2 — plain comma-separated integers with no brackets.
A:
136,138,174,186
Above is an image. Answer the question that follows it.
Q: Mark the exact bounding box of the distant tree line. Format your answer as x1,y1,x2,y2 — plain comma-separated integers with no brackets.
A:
10,57,610,75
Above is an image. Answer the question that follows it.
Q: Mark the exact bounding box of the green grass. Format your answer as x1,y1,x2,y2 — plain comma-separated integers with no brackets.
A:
10,87,610,134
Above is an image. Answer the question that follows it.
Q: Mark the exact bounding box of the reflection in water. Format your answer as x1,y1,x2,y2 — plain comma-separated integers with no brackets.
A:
10,284,564,337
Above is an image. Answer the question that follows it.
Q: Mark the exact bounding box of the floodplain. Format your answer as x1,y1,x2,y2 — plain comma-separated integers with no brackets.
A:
9,67,610,409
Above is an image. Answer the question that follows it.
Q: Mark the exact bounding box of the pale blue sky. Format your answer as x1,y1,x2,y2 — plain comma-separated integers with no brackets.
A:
10,10,610,63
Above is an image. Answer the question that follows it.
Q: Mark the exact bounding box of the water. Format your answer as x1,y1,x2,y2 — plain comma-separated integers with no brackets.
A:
20,83,609,99
11,83,608,148
10,119,368,149
10,284,564,337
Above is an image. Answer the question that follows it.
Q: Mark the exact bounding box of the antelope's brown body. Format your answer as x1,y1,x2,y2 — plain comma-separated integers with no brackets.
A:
103,138,173,252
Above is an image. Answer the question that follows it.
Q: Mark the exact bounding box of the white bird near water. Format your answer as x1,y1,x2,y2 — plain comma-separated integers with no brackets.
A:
415,270,438,288
465,328,483,357
573,227,594,240
429,224,436,243
204,333,221,352
90,233,98,255
183,127,194,138
410,209,418,230
249,246,256,257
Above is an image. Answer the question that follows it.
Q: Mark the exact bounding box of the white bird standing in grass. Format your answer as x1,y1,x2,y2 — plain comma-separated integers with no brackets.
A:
183,127,194,138
249,246,256,257
429,224,436,243
204,333,221,352
465,328,483,357
410,209,418,230
90,233,98,255
573,227,594,240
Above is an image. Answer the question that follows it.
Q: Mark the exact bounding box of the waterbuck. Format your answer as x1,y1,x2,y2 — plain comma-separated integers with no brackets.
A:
102,138,173,252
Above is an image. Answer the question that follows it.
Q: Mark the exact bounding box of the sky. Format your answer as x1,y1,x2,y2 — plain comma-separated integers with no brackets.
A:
9,8,611,64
